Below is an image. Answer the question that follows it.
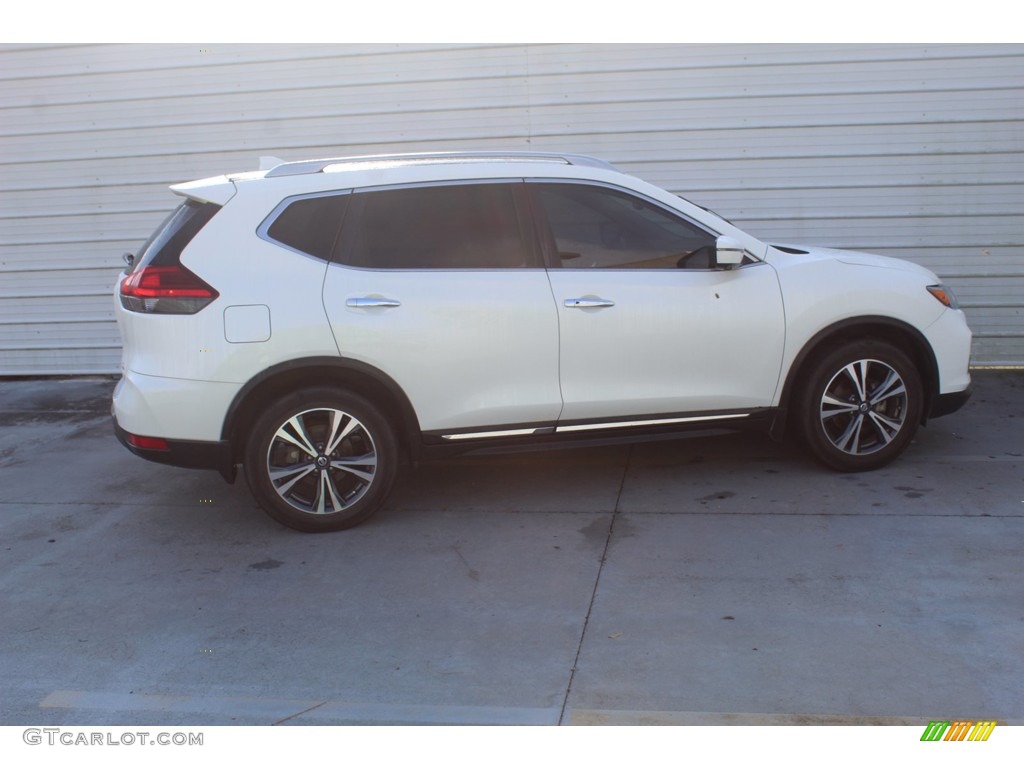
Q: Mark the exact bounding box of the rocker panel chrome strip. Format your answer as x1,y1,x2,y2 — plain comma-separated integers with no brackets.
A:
440,413,749,441
555,413,749,433
441,428,548,441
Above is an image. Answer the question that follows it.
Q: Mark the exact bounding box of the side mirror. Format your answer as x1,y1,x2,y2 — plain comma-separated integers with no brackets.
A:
715,236,745,269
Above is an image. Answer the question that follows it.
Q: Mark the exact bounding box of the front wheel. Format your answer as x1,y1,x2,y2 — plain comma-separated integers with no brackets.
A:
796,341,924,472
243,387,398,532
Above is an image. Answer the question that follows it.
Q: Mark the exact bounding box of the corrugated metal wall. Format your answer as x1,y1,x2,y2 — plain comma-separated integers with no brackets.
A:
1,43,1021,374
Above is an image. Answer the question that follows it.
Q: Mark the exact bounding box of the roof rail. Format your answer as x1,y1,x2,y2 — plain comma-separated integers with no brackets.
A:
264,151,618,178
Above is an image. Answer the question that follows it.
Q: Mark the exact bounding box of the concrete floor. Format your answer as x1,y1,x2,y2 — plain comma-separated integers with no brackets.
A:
0,372,1021,725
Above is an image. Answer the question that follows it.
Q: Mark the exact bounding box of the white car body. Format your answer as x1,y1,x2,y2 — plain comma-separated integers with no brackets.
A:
111,152,972,531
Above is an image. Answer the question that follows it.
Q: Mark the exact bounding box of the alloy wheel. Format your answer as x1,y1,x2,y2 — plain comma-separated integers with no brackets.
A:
818,358,909,457
266,407,378,514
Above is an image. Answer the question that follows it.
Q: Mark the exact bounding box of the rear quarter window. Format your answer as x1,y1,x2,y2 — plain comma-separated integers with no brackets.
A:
262,193,350,261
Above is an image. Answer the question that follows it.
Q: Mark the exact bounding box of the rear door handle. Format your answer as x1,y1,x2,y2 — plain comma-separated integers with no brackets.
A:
346,297,402,308
564,297,615,309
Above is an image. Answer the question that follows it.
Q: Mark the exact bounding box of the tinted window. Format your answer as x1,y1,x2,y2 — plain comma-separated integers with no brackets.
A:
340,183,534,269
266,193,349,260
132,199,220,272
534,184,716,269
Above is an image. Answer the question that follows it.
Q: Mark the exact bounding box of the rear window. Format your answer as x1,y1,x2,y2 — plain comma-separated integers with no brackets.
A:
131,199,221,272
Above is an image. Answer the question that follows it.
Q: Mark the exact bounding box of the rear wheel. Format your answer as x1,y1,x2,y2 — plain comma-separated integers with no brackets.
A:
797,341,923,471
244,387,398,531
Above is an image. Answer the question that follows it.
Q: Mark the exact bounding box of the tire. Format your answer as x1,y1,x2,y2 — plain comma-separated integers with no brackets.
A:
243,387,398,532
796,340,923,472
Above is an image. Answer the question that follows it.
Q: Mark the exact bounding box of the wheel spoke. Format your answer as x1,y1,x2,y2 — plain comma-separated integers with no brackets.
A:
835,413,866,453
329,452,377,482
315,470,345,514
324,410,360,455
841,361,869,402
868,411,903,444
869,369,906,405
274,415,318,456
821,393,859,419
269,462,316,495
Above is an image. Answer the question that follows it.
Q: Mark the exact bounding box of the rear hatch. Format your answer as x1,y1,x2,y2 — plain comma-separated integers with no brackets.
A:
114,197,223,377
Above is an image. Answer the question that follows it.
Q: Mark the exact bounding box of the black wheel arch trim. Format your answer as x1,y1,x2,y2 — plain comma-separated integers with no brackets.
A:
220,356,422,458
776,316,941,433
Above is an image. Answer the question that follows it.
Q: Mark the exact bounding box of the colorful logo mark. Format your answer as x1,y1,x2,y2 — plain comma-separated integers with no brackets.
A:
920,721,996,742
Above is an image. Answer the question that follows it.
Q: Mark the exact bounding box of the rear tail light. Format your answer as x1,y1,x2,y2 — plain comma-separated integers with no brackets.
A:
119,264,219,314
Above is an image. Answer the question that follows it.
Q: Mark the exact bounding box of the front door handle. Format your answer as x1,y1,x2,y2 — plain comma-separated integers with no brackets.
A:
346,297,402,309
564,297,615,309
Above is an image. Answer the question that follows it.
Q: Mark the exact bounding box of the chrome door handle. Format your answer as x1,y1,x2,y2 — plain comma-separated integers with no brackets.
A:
346,297,402,308
564,297,615,309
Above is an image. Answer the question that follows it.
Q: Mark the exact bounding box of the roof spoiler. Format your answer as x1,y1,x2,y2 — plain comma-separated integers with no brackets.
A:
169,175,237,206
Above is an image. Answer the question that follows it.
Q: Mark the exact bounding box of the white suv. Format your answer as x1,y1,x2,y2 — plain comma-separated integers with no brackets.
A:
112,152,972,532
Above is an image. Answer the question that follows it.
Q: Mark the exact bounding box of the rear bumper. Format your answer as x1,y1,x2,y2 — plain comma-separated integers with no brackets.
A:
112,415,236,483
929,385,972,420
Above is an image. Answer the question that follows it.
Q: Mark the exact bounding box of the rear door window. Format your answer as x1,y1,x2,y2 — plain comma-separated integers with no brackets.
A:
338,182,537,269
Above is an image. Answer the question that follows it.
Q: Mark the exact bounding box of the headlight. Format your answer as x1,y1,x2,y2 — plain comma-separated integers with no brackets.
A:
927,284,959,309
